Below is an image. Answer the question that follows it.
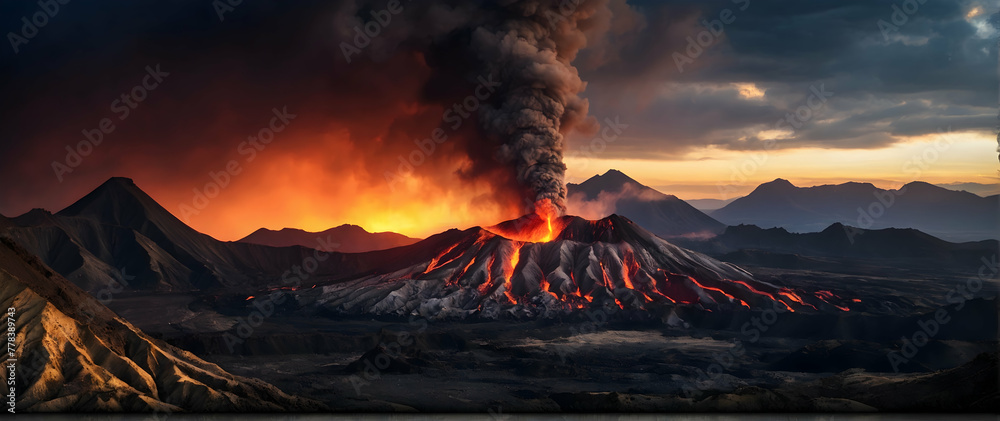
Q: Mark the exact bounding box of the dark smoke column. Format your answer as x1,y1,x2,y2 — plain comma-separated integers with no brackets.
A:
474,0,597,215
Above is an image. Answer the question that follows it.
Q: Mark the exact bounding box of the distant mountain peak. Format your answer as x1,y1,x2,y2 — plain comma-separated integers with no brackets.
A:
54,176,210,246
764,178,796,187
598,169,639,184
258,224,374,236
17,208,52,217
749,178,797,195
58,176,158,218
901,180,945,192
238,223,418,253
107,176,136,184
11,208,55,226
572,169,648,199
566,170,725,238
714,178,999,242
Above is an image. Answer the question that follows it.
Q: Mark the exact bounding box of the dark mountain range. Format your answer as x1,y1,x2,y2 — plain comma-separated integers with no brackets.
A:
567,170,725,239
711,179,999,242
238,225,418,253
0,236,323,412
935,182,1000,197
0,178,421,294
685,222,999,271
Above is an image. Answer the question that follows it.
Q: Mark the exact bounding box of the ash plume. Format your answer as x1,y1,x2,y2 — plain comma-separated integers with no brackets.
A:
0,0,638,237
370,0,608,215
473,1,598,213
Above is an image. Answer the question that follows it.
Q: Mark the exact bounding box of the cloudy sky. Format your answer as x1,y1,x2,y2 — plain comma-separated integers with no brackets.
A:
0,0,996,239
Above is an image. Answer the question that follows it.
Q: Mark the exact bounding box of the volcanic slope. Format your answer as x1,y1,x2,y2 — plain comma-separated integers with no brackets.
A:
292,214,855,320
0,237,324,412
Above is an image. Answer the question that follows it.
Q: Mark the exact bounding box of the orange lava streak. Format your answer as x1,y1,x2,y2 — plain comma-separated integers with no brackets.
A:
814,290,841,300
599,262,625,309
476,256,496,296
687,276,738,303
778,289,818,311
620,253,636,290
424,242,461,274
449,256,477,286
729,279,771,297
484,199,564,243
503,244,522,304
541,215,555,242
729,279,793,312
245,296,255,301
538,276,558,298
650,287,676,304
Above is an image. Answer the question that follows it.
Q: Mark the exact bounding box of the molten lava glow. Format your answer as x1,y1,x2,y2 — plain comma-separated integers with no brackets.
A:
421,214,852,313
778,289,817,311
620,252,638,290
815,290,837,299
485,199,564,243
687,276,739,303
503,244,522,304
538,277,557,299
424,243,461,274
450,256,477,286
245,296,254,301
542,215,555,242
477,256,496,296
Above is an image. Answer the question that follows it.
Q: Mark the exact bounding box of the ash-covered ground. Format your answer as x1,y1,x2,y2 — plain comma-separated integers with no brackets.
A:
108,262,999,412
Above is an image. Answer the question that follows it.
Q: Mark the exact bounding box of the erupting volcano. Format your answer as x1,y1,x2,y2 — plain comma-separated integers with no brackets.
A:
294,211,855,320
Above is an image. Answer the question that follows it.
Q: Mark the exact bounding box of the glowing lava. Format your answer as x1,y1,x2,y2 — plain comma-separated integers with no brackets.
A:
310,212,854,317
541,214,555,242
503,244,522,304
485,199,564,243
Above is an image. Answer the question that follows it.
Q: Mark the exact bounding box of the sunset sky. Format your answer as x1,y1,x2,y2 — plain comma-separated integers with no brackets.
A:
0,0,996,240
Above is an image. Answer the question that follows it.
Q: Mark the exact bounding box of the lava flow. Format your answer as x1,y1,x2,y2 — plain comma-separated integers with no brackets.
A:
485,199,564,243
298,212,856,319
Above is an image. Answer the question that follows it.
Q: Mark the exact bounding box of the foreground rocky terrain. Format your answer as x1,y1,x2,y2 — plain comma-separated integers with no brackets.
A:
0,237,324,412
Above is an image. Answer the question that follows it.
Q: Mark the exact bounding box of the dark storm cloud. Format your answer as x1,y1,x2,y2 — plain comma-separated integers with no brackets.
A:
0,0,993,217
0,0,367,212
0,0,628,218
571,0,997,156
